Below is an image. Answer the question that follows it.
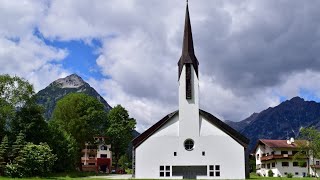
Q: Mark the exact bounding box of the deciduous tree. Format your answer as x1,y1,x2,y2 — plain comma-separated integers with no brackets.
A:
106,105,136,170
52,93,108,168
294,127,320,176
0,74,34,140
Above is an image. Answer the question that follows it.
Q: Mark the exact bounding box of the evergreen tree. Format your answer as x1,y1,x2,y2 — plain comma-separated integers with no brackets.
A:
9,132,26,163
0,136,9,175
12,102,49,144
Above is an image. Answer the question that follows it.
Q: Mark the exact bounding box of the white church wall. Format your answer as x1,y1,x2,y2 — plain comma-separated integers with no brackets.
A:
135,114,180,179
135,114,246,179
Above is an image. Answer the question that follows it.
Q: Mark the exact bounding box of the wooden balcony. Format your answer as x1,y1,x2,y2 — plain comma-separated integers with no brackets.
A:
311,165,320,169
261,154,293,161
81,157,96,161
82,149,97,154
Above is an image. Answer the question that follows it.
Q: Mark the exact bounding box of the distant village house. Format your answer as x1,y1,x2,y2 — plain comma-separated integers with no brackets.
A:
81,137,112,173
255,138,320,177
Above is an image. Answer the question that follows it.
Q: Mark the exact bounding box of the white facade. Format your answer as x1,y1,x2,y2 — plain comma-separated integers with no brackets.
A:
255,139,320,178
134,113,246,179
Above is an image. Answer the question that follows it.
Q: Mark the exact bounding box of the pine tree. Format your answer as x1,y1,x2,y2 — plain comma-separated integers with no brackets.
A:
9,132,26,163
0,135,9,175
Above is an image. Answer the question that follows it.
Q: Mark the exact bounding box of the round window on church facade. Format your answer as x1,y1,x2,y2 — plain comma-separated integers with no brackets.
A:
184,139,194,151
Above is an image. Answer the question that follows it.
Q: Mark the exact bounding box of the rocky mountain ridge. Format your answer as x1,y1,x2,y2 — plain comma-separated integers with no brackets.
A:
36,74,112,120
225,97,320,150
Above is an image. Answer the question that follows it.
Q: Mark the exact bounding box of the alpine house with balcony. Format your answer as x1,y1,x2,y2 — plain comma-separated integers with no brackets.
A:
254,138,312,177
81,137,112,173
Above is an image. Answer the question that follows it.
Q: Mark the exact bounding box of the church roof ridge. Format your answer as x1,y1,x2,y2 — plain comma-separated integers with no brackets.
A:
132,109,249,149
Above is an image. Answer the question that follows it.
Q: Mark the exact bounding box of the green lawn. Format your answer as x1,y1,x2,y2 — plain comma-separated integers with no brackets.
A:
0,171,108,180
250,173,318,180
0,172,318,180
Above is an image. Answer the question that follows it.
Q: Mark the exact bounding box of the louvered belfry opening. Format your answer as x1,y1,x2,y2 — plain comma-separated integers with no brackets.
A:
186,64,192,99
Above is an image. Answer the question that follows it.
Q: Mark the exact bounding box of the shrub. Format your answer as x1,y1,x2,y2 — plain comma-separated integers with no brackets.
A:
4,163,23,178
268,170,274,177
287,173,293,178
5,143,57,177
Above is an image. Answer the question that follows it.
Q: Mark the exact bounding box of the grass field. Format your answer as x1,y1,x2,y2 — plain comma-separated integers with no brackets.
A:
0,172,318,180
250,173,318,180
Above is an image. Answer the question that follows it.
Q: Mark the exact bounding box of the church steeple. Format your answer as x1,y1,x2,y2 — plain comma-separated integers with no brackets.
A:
178,1,199,80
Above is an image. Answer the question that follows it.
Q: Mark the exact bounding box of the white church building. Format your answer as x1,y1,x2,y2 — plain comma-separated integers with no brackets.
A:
132,2,249,179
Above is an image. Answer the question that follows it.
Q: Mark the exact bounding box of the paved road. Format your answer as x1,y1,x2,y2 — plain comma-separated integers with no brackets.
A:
89,174,132,179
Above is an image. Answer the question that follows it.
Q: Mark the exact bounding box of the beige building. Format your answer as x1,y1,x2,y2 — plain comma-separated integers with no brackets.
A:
81,137,112,173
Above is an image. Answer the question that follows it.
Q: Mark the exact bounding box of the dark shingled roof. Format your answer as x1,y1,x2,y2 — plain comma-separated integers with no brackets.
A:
178,2,199,80
132,109,250,149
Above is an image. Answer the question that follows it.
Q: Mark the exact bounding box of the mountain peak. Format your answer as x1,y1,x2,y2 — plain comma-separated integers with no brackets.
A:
51,74,86,88
289,96,305,102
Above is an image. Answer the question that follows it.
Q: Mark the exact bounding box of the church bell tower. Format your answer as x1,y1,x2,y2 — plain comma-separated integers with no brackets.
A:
178,1,200,138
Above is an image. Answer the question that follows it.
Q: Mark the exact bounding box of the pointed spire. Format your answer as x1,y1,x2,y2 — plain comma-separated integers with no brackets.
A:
178,1,199,80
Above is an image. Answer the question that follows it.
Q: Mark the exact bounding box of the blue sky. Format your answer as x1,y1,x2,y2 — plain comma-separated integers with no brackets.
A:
2,0,320,131
34,29,106,80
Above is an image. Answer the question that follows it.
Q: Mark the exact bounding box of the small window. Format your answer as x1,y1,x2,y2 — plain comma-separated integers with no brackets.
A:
262,164,266,168
209,165,214,170
160,165,170,177
316,161,320,165
209,165,220,177
281,151,288,155
88,163,95,165
282,162,289,167
272,162,275,167
174,152,177,156
89,154,95,158
184,139,194,151
101,145,107,150
256,154,260,160
101,154,107,158
295,172,299,175
267,163,270,169
284,172,288,175
215,165,220,171
293,162,299,166
202,151,205,156
292,151,298,155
